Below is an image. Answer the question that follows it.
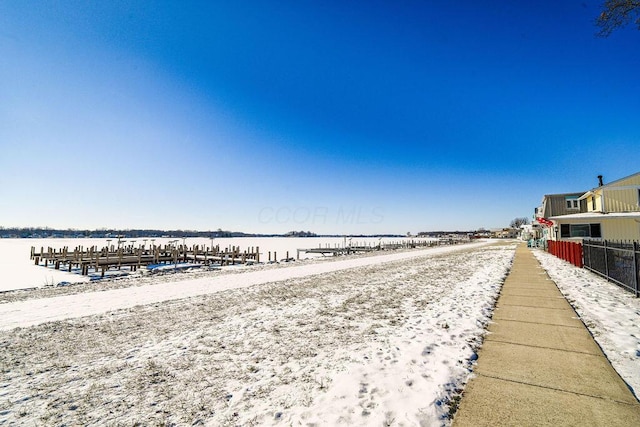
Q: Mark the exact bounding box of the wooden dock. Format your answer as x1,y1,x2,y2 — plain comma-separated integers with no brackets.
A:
296,239,455,259
29,237,470,279
30,243,260,278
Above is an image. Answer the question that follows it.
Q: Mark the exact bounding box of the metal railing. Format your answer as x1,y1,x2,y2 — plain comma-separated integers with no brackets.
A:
582,239,640,297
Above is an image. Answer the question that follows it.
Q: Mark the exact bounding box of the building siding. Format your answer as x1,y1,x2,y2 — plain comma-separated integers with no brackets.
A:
542,193,586,217
602,218,640,241
602,188,640,213
607,173,640,188
588,194,602,212
552,217,640,241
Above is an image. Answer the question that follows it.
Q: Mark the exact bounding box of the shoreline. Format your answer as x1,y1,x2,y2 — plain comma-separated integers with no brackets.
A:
1,240,489,304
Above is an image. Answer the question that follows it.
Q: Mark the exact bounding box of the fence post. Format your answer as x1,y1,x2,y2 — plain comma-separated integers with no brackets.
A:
585,239,590,269
633,241,639,298
603,240,609,281
558,240,562,260
570,242,575,266
569,242,574,266
559,241,563,261
577,242,583,268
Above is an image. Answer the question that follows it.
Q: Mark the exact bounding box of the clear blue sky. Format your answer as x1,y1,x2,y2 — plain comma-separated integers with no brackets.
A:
1,1,639,234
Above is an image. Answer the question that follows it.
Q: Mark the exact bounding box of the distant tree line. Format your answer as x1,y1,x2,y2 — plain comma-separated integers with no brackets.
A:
0,227,406,239
0,227,267,239
416,230,476,237
284,230,318,237
1,226,490,239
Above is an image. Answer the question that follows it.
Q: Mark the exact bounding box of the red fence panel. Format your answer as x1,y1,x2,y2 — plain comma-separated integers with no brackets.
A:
574,243,583,268
546,240,583,268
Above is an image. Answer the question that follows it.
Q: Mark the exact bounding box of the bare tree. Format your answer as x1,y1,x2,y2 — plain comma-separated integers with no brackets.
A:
596,0,640,36
510,217,530,229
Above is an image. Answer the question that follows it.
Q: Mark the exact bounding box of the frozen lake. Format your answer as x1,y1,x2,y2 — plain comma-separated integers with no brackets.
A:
0,236,438,292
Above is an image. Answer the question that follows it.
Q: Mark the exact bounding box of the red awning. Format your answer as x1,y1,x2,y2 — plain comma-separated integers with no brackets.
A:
536,217,554,227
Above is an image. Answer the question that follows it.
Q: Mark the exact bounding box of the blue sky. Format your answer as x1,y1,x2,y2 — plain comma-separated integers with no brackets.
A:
1,1,639,234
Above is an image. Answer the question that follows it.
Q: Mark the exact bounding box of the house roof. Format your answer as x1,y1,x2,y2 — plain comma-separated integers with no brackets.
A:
587,171,640,192
541,192,585,200
549,211,640,220
578,191,594,201
542,192,585,197
579,171,640,200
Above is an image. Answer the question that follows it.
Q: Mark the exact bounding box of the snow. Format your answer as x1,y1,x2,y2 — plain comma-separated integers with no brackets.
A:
0,242,487,331
532,249,640,397
0,236,436,292
2,241,637,426
0,239,93,292
0,240,512,426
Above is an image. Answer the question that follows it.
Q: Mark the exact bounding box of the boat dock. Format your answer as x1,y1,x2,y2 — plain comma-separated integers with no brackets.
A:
30,243,260,277
296,238,460,259
29,237,470,279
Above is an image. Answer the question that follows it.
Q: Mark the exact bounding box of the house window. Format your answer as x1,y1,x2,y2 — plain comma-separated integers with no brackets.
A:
560,224,570,237
560,223,601,238
565,197,579,210
592,196,596,211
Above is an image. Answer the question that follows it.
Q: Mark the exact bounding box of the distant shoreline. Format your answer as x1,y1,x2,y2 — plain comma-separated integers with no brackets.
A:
0,227,475,239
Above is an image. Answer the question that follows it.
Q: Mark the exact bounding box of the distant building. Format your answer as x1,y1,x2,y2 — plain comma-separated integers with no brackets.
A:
490,228,519,239
520,223,542,241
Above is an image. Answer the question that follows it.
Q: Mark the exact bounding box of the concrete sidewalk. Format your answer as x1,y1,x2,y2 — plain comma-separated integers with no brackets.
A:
453,244,640,426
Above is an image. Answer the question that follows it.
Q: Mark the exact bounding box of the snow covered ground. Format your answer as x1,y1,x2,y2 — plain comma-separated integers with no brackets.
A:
0,241,513,426
532,249,640,397
2,242,637,426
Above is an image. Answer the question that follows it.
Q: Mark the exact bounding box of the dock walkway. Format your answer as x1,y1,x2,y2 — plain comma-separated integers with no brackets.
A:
30,244,260,277
296,239,457,259
453,244,640,426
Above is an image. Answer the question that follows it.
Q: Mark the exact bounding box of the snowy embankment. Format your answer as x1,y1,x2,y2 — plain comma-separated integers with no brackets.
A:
532,249,640,397
0,242,515,426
